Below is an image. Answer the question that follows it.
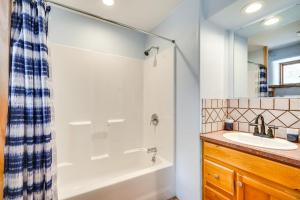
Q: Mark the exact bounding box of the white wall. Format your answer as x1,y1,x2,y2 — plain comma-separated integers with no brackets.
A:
146,0,201,199
200,21,231,99
248,48,265,97
233,34,248,98
247,63,260,97
249,48,264,65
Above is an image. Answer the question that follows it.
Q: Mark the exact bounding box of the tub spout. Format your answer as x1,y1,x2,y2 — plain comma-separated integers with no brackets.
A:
147,147,157,163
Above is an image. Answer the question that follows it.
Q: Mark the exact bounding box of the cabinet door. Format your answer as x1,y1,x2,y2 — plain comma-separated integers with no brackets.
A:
236,174,300,200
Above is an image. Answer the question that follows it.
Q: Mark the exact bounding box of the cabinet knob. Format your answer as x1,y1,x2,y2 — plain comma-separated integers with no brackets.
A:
237,181,243,188
213,174,220,180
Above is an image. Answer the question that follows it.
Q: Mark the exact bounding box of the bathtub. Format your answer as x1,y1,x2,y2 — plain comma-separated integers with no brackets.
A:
57,150,175,200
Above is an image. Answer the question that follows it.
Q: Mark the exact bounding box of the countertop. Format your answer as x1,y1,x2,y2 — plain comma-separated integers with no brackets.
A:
200,131,300,168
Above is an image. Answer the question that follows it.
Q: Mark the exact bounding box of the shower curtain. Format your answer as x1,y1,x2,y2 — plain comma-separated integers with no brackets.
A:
4,0,55,199
259,64,268,97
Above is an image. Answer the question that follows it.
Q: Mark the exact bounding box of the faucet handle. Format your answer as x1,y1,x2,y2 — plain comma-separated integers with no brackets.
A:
267,127,274,138
267,125,278,138
268,125,279,129
249,123,259,135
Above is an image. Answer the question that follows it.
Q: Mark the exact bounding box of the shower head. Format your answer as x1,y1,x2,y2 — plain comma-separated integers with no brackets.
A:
144,46,159,56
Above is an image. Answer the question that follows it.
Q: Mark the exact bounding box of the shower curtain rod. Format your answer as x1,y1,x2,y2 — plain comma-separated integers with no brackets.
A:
248,61,262,66
45,0,176,44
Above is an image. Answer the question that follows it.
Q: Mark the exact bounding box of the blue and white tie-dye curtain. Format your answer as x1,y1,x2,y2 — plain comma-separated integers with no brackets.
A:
4,0,54,199
259,65,268,97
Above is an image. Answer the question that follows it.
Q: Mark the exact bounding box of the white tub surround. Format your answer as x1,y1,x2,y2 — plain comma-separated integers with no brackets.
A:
51,43,175,200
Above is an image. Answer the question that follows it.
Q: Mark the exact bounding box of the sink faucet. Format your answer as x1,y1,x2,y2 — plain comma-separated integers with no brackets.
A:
250,114,276,138
254,114,265,135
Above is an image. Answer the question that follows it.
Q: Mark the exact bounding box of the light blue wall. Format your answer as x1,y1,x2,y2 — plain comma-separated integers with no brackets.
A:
268,43,300,96
275,87,300,97
48,6,146,59
203,0,237,18
269,42,300,63
146,0,201,199
269,42,300,85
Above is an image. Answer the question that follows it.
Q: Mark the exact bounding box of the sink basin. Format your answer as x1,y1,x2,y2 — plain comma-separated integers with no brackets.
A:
223,132,298,150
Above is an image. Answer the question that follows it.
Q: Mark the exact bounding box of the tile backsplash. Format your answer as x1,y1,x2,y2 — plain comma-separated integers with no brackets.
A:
202,98,300,138
202,99,228,133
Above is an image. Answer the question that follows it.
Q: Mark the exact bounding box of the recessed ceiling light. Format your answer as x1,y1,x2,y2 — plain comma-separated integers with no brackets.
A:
102,0,114,6
263,17,280,26
243,1,263,14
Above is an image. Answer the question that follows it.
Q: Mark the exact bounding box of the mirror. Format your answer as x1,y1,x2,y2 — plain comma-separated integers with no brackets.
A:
233,4,300,97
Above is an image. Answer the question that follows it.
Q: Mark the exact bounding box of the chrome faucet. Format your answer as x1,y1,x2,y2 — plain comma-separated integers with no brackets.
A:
250,114,277,138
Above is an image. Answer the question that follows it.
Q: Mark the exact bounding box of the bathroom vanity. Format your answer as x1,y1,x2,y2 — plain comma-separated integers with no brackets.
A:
201,131,300,200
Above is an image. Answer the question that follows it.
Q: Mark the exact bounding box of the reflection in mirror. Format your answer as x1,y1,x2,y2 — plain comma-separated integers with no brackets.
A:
234,4,300,97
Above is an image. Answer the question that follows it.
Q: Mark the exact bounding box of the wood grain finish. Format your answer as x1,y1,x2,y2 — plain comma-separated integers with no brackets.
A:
201,131,300,168
202,141,300,200
0,0,10,198
204,185,231,200
236,174,300,200
263,46,268,68
204,159,235,195
203,142,300,190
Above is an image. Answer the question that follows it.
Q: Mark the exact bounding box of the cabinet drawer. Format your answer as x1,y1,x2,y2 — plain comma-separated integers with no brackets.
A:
204,159,235,195
204,185,231,200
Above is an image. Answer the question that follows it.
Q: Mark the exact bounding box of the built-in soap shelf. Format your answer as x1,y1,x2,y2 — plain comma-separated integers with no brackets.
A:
68,119,125,127
123,148,147,154
57,162,73,168
69,121,92,126
90,148,147,161
62,148,147,164
107,119,125,125
91,154,109,161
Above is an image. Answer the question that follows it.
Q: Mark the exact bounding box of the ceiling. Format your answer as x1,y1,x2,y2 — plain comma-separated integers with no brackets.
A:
206,0,300,51
50,0,183,31
248,20,300,50
237,5,300,51
207,0,300,30
237,5,300,38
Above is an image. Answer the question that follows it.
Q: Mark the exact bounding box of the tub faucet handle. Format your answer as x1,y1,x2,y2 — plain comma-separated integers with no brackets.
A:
147,147,157,153
150,114,159,126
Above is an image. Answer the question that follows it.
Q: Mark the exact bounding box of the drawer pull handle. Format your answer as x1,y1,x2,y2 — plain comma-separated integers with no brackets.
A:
213,174,220,180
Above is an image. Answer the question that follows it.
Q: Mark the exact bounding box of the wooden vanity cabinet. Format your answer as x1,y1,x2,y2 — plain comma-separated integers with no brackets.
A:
202,141,300,200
